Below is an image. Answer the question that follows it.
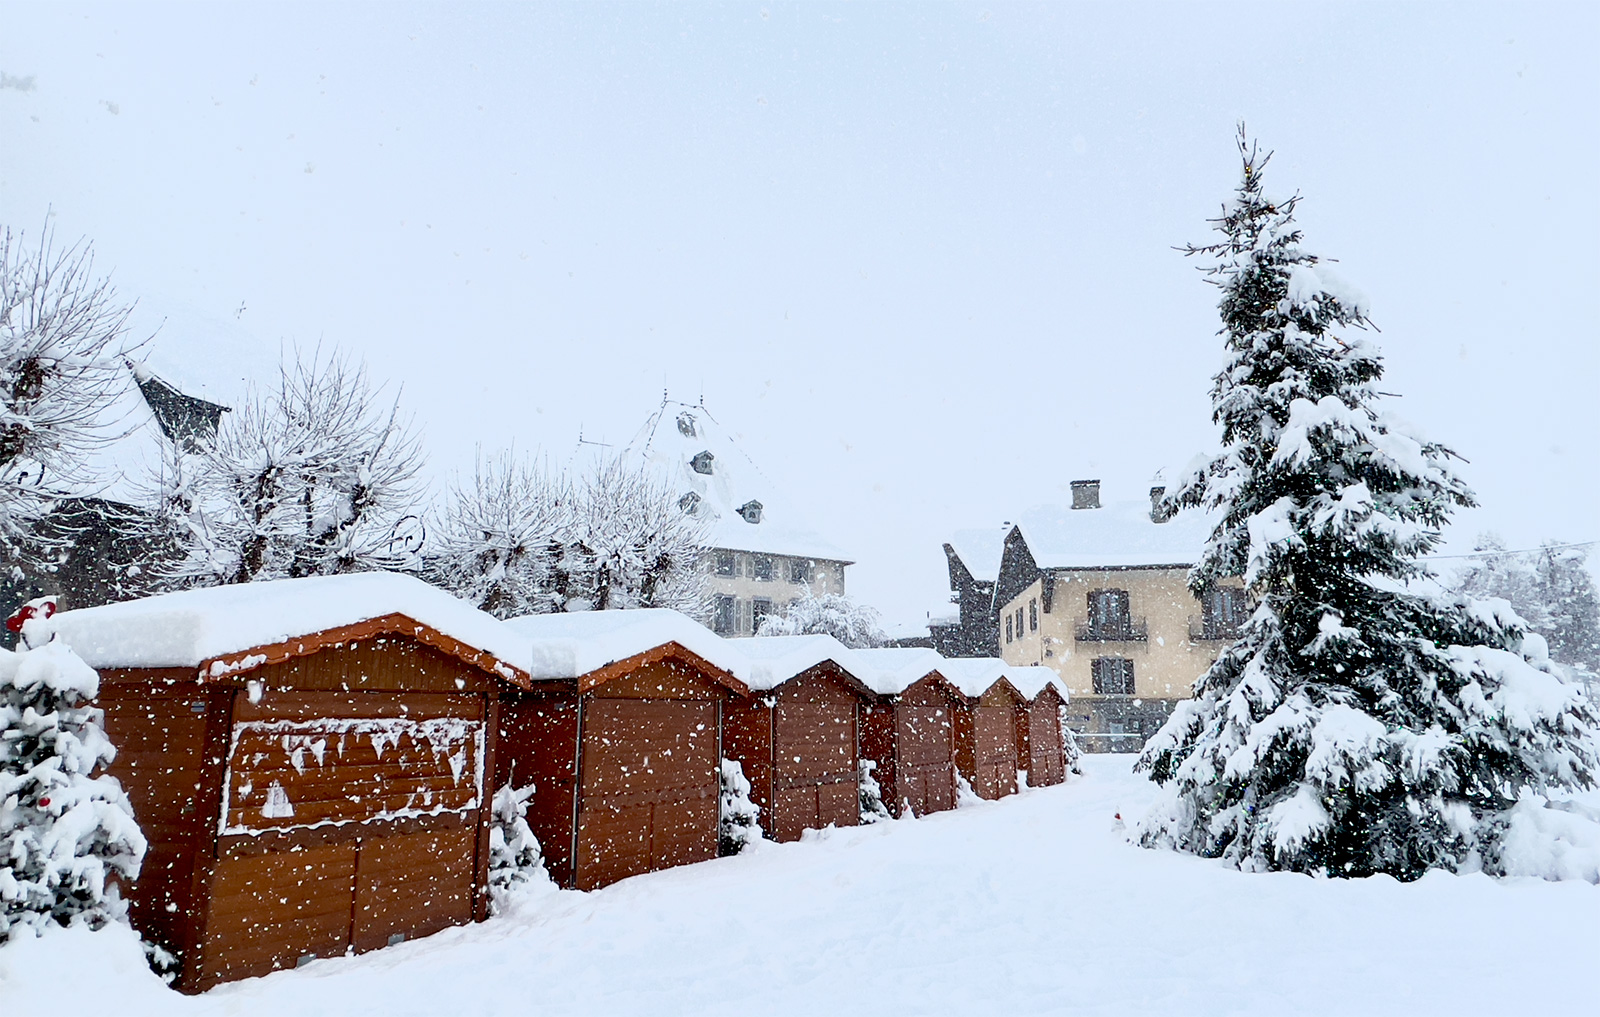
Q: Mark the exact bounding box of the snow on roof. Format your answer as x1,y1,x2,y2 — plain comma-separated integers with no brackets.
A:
948,497,1215,580
502,608,753,684
1016,500,1213,570
924,656,1009,698
946,526,1008,583
1003,665,1068,701
620,399,852,563
738,634,891,695
54,572,532,677
850,646,954,697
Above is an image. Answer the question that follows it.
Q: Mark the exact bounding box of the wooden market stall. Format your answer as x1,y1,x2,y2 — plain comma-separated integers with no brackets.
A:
57,573,536,993
853,648,965,819
726,635,876,842
1009,665,1069,788
938,660,1028,801
498,610,750,891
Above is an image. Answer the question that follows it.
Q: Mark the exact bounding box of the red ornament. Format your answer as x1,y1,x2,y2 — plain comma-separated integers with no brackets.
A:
39,797,51,807
6,600,55,634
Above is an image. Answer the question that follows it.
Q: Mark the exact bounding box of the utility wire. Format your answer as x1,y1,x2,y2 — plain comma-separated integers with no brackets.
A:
1424,539,1597,561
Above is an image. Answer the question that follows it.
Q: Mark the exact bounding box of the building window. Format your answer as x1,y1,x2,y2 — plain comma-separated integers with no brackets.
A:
691,450,715,475
1006,615,1014,643
788,559,812,584
1082,589,1140,641
1016,607,1025,639
753,598,774,632
1092,657,1136,695
678,491,701,515
1202,587,1246,640
753,555,774,581
1029,599,1038,632
715,551,736,577
738,500,763,524
712,595,737,635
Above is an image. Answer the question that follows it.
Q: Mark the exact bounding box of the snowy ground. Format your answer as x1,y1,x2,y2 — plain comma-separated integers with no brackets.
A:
5,756,1596,1016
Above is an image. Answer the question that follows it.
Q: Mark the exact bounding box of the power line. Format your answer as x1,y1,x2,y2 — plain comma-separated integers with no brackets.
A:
1433,540,1593,562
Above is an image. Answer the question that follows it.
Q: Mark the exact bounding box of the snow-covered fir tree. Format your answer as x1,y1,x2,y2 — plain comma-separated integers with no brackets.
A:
0,597,146,942
1135,127,1600,880
430,451,708,618
717,758,762,855
755,589,886,648
858,759,892,823
0,228,135,576
1058,706,1084,776
486,779,549,908
149,351,425,588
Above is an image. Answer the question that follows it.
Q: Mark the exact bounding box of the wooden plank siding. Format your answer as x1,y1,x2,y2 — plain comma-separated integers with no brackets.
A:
1022,688,1068,788
859,676,962,819
955,681,1026,801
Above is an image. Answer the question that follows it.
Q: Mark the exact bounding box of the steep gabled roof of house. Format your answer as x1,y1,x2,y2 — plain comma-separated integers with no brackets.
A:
619,398,851,563
1012,500,1213,570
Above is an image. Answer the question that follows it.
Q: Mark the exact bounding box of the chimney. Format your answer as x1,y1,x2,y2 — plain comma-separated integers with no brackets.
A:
1149,486,1167,523
1070,479,1101,510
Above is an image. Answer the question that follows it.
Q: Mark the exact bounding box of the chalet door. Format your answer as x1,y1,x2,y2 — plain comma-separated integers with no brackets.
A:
576,698,719,890
898,704,957,817
1029,702,1065,787
771,702,857,841
972,705,1019,800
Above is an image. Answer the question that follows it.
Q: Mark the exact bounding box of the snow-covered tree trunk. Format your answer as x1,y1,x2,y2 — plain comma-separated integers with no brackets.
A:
1135,127,1600,881
717,758,762,855
0,598,146,942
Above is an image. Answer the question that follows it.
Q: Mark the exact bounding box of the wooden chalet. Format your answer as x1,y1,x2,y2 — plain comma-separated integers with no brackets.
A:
498,610,750,891
56,573,536,993
1021,680,1069,788
853,648,965,819
952,675,1028,801
726,635,876,842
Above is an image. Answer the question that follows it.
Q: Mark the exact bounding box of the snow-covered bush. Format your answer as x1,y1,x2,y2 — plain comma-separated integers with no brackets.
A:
148,350,425,588
1059,705,1084,776
430,452,708,618
858,759,892,823
0,228,134,572
0,598,146,943
718,758,762,855
486,780,550,909
755,589,886,648
1135,127,1600,881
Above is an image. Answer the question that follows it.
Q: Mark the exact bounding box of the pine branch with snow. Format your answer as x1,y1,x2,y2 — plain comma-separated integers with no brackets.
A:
755,589,886,648
486,779,551,909
858,759,892,823
0,598,146,942
1135,127,1600,881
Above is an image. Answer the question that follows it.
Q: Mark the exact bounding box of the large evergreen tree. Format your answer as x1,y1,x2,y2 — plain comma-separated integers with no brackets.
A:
1136,128,1600,879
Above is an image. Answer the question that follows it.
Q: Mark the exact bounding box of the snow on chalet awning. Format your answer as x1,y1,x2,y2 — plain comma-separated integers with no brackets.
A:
502,608,753,690
54,572,534,683
736,634,881,694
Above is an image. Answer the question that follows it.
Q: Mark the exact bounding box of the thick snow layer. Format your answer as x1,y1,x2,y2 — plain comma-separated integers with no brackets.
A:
947,498,1216,580
502,607,753,684
53,572,532,674
617,399,852,563
851,646,951,696
736,633,870,692
3,757,1595,1016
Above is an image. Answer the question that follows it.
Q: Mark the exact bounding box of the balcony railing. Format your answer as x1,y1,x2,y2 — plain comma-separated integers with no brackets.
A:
1188,616,1241,642
1074,617,1148,642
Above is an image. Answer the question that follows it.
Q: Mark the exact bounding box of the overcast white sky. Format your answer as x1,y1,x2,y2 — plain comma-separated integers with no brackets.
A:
2,2,1597,628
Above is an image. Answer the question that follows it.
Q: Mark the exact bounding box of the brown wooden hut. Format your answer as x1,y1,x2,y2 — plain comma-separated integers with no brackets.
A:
57,573,535,993
854,648,965,819
724,636,876,842
1018,679,1068,788
951,675,1028,800
498,610,750,891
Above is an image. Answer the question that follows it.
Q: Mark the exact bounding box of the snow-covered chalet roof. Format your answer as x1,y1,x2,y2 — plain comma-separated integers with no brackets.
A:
620,399,852,564
54,571,533,682
950,498,1217,580
737,634,884,695
849,646,955,697
946,526,1008,583
501,607,753,687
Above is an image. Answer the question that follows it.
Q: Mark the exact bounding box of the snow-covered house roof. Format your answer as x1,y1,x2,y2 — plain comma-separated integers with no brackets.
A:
53,571,534,684
621,399,851,563
501,608,751,693
737,634,883,695
850,646,957,697
1002,665,1068,701
1011,500,1214,571
946,527,1009,583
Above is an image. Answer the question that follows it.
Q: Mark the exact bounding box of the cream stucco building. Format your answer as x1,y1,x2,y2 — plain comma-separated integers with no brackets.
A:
942,480,1242,751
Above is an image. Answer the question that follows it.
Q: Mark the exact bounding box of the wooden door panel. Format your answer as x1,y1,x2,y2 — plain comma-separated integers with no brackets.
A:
576,801,651,890
818,781,858,831
581,699,717,795
898,706,954,766
650,798,717,870
352,828,475,953
203,841,358,986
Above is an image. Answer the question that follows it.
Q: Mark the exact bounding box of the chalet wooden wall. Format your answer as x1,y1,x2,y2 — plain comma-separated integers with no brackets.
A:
860,677,960,819
1022,689,1067,788
956,683,1025,801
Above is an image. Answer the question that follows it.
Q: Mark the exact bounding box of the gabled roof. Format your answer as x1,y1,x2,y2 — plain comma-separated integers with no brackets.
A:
618,398,852,563
1009,500,1214,571
738,634,878,696
502,607,751,694
54,572,534,685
